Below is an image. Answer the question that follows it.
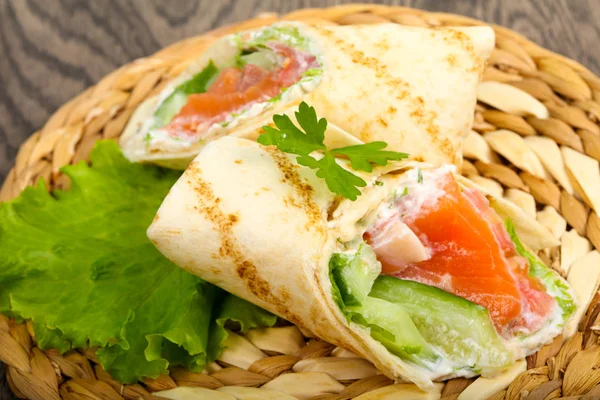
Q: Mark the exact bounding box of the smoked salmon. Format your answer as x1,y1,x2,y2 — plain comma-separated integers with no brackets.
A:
165,44,318,137
366,172,555,336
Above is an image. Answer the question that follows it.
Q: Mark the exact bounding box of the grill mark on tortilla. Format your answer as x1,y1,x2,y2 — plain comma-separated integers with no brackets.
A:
438,28,482,74
409,94,457,162
326,197,342,221
184,166,270,298
314,26,409,101
283,195,302,209
265,147,324,233
315,26,454,160
183,163,304,325
445,53,458,67
374,37,390,52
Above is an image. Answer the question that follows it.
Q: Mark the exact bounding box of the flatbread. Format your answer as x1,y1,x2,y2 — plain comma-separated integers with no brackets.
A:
121,22,494,168
148,136,561,389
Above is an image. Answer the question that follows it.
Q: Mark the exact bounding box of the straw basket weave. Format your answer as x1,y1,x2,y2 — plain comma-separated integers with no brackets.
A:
3,4,600,400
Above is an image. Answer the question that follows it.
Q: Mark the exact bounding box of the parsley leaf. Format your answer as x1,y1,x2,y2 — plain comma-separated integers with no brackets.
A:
297,153,366,201
295,101,327,145
332,142,408,173
258,103,326,155
417,168,424,184
257,102,409,200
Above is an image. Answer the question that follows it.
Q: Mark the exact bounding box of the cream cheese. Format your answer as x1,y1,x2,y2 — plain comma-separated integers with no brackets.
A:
335,165,570,380
142,24,324,155
144,72,322,154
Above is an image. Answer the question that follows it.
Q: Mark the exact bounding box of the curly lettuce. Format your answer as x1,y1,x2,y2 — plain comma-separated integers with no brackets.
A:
0,141,275,383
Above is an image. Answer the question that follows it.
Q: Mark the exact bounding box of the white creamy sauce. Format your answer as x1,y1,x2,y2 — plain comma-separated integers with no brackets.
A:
510,292,566,357
354,165,568,378
366,165,455,269
393,165,456,220
137,24,325,156
144,75,321,154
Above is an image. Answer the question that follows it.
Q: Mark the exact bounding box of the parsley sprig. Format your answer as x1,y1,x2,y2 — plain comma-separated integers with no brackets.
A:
258,102,408,200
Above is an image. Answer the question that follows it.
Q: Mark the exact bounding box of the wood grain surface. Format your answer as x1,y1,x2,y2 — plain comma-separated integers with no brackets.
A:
0,1,598,399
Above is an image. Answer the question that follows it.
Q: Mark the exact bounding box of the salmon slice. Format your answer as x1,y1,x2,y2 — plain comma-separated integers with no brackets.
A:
168,70,280,134
207,67,243,95
165,43,318,137
366,173,554,335
237,64,270,92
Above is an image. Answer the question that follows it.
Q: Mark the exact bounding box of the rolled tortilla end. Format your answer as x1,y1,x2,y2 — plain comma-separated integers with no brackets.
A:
121,22,494,169
147,136,437,388
148,135,569,389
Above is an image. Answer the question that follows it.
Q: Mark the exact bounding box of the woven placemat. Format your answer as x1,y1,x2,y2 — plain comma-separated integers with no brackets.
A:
2,4,600,400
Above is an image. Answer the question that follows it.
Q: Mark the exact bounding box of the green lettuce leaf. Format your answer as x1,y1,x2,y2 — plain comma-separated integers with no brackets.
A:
243,25,313,51
34,324,71,353
328,248,435,363
207,292,278,362
505,219,577,321
0,141,217,383
152,61,219,129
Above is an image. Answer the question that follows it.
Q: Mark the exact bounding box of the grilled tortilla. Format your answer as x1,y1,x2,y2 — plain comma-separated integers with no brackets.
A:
148,136,574,390
120,22,494,168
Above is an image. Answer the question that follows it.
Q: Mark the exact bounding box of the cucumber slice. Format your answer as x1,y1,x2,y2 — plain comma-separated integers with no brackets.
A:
330,247,436,363
370,276,513,371
237,50,278,70
347,297,438,362
152,91,188,129
329,246,380,307
152,62,219,129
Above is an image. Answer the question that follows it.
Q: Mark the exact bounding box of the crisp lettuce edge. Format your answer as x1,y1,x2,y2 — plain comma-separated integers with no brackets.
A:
0,141,278,383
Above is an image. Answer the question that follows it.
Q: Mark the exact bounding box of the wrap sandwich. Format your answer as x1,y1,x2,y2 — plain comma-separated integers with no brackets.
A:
147,134,576,390
120,22,494,169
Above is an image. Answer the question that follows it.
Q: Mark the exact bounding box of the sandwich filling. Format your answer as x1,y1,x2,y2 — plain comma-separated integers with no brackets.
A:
144,25,322,153
330,167,576,378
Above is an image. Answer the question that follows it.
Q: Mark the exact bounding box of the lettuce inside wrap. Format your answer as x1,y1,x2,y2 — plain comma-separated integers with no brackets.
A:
121,24,324,169
150,26,323,132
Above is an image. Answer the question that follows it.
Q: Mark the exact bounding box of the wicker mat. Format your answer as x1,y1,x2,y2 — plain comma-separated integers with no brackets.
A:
2,4,600,400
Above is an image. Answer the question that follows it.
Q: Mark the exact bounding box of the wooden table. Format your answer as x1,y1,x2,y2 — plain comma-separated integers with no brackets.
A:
0,0,598,398
1,0,599,185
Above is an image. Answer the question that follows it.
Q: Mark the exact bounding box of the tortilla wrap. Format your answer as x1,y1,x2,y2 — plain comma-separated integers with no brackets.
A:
148,136,570,389
121,22,494,168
